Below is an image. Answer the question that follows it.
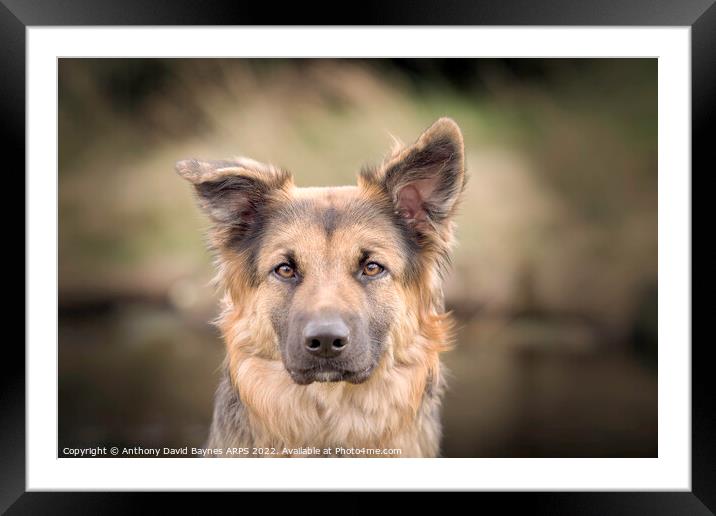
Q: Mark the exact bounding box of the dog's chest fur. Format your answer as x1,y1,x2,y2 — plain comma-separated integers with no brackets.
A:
207,357,444,457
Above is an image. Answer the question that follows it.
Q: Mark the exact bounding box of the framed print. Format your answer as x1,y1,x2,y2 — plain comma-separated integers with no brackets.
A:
3,0,709,511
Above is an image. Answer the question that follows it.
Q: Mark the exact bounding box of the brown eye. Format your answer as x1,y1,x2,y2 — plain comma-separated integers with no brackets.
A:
362,262,384,277
274,264,295,279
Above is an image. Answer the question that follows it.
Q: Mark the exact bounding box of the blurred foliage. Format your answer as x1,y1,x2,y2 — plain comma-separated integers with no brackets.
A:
59,59,657,457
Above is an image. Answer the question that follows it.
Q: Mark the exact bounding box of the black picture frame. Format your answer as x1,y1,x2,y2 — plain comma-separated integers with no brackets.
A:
2,0,708,512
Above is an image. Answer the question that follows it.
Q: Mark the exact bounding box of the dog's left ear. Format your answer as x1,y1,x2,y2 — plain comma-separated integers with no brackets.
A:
365,117,466,240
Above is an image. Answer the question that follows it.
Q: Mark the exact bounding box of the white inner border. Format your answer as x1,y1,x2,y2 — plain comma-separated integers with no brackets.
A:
27,27,691,491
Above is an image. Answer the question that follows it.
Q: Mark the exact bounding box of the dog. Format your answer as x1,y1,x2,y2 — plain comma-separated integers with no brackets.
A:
176,117,466,457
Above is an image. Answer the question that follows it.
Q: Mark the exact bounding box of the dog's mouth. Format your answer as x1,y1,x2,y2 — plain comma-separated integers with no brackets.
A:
287,365,375,385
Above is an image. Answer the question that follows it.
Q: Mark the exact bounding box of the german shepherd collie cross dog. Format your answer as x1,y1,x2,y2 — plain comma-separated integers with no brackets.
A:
176,118,466,457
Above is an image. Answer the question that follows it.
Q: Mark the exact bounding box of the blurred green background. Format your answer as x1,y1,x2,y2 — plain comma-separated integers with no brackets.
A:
58,58,657,457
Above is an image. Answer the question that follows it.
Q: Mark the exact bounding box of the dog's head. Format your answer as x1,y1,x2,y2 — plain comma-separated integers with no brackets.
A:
177,118,465,385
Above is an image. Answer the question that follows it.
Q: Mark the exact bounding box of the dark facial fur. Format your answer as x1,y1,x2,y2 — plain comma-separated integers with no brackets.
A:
259,194,404,384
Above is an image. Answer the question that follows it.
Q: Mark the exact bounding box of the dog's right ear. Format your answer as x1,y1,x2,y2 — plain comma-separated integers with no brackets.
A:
176,158,292,245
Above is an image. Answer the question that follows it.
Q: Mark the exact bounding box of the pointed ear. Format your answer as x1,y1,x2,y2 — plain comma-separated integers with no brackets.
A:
364,118,466,240
175,157,292,246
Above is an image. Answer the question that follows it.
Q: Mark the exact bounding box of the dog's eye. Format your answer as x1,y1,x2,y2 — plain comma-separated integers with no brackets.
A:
362,262,385,277
274,263,296,280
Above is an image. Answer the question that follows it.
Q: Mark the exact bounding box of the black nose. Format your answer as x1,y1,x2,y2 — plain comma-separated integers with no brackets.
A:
303,316,350,358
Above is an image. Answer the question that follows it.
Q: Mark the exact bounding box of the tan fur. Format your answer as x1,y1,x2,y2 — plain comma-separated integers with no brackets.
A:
217,300,447,457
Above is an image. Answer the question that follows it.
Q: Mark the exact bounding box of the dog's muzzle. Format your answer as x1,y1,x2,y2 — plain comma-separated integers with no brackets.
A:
284,311,376,385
